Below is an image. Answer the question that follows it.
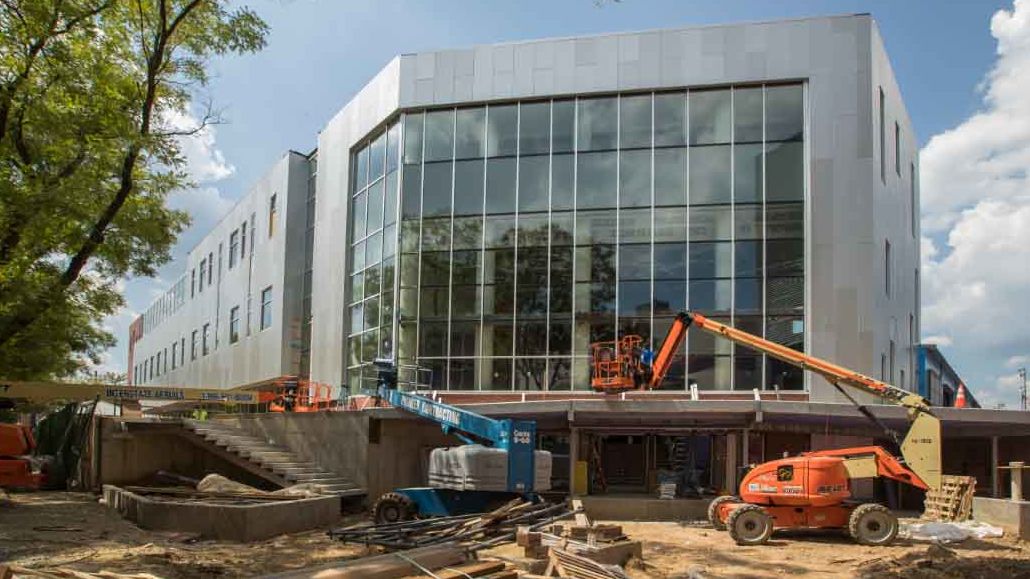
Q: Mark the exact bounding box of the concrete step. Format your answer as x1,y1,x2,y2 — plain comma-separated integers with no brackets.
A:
266,462,319,472
284,472,338,482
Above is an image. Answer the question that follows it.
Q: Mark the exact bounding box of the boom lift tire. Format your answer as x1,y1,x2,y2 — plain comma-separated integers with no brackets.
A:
707,495,739,531
848,503,898,546
727,504,773,545
372,492,416,524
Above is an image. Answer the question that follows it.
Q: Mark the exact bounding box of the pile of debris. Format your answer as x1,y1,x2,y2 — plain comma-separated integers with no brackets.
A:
269,542,516,579
513,504,643,579
328,499,575,550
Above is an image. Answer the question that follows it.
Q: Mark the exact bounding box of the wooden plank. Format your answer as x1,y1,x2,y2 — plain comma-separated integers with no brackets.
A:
571,499,590,527
399,561,505,579
265,544,467,579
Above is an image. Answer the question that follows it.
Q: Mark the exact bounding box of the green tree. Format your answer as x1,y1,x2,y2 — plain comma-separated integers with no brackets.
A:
0,0,267,378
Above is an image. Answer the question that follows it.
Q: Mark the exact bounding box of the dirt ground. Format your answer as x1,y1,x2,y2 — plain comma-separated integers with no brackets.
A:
2,492,1029,578
0,491,366,577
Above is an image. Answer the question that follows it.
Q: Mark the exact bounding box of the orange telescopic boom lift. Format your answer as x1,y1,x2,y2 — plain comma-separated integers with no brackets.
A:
590,311,942,546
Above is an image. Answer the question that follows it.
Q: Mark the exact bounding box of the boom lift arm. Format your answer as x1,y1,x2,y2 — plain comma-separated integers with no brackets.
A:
593,311,942,489
373,360,539,492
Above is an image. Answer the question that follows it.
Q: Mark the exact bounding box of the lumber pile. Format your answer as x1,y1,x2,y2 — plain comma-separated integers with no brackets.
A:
514,501,642,578
0,566,160,579
923,475,976,522
266,543,515,579
328,499,577,551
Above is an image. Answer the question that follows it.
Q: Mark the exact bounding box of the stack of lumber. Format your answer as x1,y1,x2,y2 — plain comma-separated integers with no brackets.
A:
328,500,577,551
923,475,976,522
0,566,160,579
657,482,676,500
543,548,630,579
265,543,514,579
515,527,641,567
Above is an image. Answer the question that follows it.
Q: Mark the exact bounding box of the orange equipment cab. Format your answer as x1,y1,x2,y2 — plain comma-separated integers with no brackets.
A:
592,311,943,546
0,423,45,490
260,377,335,413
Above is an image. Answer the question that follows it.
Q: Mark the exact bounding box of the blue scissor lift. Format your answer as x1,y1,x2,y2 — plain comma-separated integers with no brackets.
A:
370,360,545,523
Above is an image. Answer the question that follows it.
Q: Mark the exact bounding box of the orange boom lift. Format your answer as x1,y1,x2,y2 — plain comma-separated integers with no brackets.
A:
590,311,942,546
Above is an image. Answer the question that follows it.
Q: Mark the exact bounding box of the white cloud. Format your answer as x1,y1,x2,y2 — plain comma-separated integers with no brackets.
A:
95,108,238,377
921,335,953,348
921,0,1030,408
162,108,235,183
1007,355,1029,368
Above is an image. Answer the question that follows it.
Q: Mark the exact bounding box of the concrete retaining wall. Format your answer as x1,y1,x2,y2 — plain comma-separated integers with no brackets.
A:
97,419,271,489
103,485,339,541
216,413,460,501
974,497,1030,540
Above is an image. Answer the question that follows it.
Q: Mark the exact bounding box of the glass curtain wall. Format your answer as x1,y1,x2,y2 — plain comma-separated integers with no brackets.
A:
348,83,804,392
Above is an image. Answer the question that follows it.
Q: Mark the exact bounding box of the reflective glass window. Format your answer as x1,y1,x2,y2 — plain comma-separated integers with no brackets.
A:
386,122,401,173
575,210,617,245
422,162,453,217
425,110,454,162
689,242,732,278
553,100,576,153
619,207,650,244
766,84,804,142
452,216,482,251
653,281,686,314
766,142,803,202
351,192,367,240
453,159,484,216
689,145,731,204
403,113,424,164
366,179,384,232
734,87,763,143
486,157,516,214
518,155,549,212
618,280,651,316
619,244,651,280
520,101,550,155
355,147,369,191
551,154,574,210
653,207,688,243
654,92,687,147
689,89,731,145
620,149,651,208
735,240,763,278
577,151,617,209
653,243,687,279
689,205,732,241
455,107,485,159
767,239,804,277
401,165,421,219
734,143,763,203
620,94,652,149
384,170,398,225
577,98,617,151
369,132,386,180
689,279,732,311
487,104,518,157
654,148,687,206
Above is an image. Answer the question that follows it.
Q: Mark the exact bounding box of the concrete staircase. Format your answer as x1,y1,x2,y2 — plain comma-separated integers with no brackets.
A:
181,419,364,497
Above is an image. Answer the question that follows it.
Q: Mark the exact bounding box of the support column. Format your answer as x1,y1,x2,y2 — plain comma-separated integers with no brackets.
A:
742,428,750,467
725,432,739,493
992,436,1000,498
1011,461,1024,501
569,426,580,497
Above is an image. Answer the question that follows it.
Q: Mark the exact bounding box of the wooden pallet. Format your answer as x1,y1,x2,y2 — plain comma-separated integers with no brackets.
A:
923,475,976,522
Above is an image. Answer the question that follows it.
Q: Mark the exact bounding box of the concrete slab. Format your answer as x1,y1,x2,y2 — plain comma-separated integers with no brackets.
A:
973,497,1030,540
103,485,340,542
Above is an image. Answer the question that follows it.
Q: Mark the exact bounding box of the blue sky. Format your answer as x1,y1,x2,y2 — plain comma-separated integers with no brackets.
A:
107,0,1030,408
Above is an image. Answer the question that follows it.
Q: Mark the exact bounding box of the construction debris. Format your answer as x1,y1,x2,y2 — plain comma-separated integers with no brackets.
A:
0,566,161,579
264,543,517,579
544,548,631,579
922,475,976,522
328,499,577,551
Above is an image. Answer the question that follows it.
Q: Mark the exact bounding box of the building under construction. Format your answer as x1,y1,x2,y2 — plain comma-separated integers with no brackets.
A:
121,14,1029,512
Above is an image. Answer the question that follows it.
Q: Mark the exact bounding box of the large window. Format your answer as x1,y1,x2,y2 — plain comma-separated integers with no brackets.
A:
230,306,240,343
260,286,273,330
202,323,210,356
350,84,806,391
229,229,239,269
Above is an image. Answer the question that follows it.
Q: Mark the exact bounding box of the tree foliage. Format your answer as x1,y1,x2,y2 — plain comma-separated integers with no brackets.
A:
0,0,267,379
